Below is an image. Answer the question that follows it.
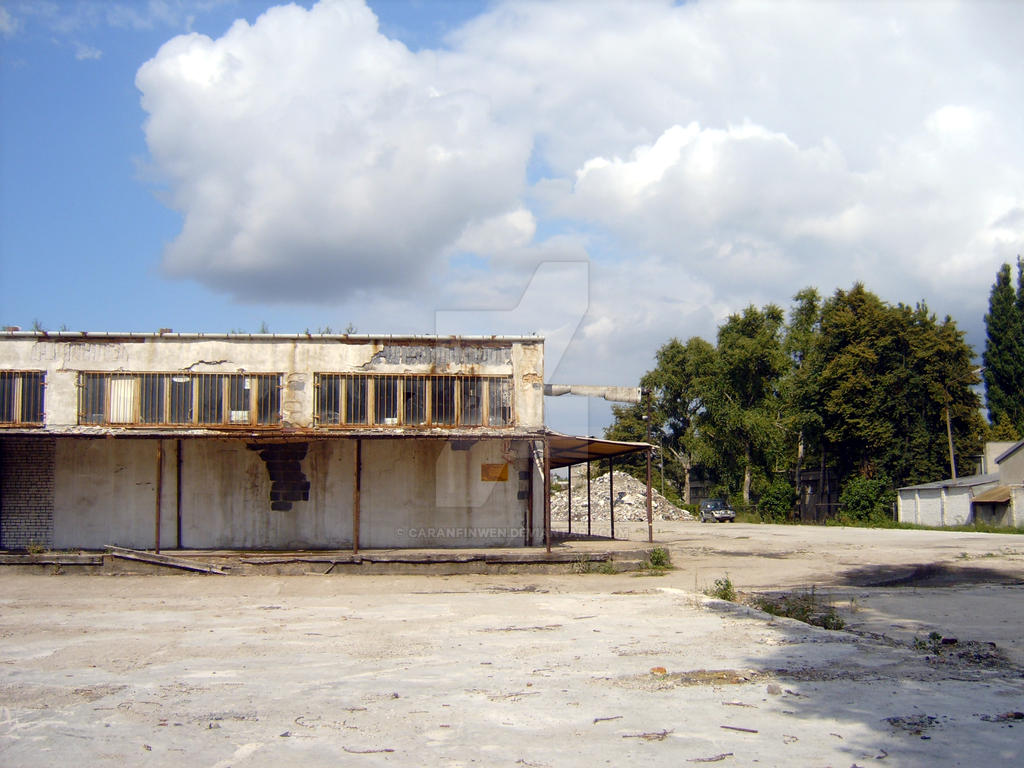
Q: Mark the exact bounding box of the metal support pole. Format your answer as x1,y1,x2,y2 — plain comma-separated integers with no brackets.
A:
544,438,552,553
154,440,163,554
587,459,592,536
567,464,572,535
175,439,183,549
353,439,362,553
609,456,615,540
646,448,653,544
646,391,653,543
526,452,534,547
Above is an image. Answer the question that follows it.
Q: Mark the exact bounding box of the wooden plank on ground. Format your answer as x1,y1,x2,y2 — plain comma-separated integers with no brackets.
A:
0,554,104,565
105,546,227,574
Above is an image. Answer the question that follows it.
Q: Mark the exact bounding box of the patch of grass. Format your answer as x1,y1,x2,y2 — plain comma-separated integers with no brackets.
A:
707,576,737,602
648,547,671,568
26,542,45,555
571,554,593,574
597,560,617,575
749,587,845,631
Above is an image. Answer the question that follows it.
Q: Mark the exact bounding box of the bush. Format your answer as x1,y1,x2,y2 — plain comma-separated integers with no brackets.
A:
838,474,896,526
758,478,796,523
708,576,736,602
648,547,671,568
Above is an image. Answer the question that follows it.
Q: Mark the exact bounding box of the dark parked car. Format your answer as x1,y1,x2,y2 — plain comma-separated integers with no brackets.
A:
699,498,736,523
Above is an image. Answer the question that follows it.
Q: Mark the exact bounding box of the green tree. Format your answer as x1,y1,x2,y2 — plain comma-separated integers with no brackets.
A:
780,288,825,501
815,284,983,487
982,260,1024,433
699,305,789,502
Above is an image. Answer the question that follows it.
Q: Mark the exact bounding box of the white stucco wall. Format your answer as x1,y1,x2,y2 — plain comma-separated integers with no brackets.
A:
897,486,974,526
52,436,536,549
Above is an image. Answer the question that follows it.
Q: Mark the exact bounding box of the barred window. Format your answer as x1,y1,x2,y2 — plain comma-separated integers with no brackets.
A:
79,372,281,427
0,371,44,425
315,373,513,428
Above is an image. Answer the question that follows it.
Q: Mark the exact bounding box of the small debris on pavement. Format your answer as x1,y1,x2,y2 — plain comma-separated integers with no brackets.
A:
686,753,734,763
622,729,672,741
720,725,758,734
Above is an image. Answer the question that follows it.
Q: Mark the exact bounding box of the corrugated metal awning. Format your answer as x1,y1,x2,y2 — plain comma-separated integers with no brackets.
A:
546,431,651,469
972,485,1012,504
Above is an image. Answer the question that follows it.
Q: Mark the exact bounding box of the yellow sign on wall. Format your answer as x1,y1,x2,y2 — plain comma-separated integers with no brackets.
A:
480,463,509,482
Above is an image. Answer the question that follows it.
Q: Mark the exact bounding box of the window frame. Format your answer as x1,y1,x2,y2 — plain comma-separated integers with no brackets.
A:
314,372,514,429
0,371,45,426
78,372,282,428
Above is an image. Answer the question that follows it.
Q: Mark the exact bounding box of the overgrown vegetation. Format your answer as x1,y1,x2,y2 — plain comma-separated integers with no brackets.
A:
707,576,736,602
571,555,618,575
756,478,797,523
913,630,945,654
705,575,845,631
749,588,845,630
648,547,671,568
836,473,896,526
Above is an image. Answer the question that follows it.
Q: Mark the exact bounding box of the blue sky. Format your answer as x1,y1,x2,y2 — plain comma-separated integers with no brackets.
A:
0,1,487,333
2,1,1023,435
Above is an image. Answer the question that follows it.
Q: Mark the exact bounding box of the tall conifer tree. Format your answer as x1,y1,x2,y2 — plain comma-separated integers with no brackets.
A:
982,260,1024,433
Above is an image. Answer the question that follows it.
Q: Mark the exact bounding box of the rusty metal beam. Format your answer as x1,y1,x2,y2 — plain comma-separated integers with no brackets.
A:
567,464,572,535
526,453,534,547
646,447,653,544
175,439,183,549
587,459,592,536
154,440,163,554
544,437,551,553
645,389,652,543
609,456,615,540
353,439,362,554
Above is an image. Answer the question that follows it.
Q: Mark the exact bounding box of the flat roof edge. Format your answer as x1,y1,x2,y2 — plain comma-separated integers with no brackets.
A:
0,332,543,343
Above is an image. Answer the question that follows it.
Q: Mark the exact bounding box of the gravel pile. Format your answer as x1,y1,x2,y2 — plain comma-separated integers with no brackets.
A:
550,470,693,522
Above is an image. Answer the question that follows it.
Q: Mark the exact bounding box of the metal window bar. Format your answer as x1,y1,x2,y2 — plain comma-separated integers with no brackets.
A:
77,373,281,427
314,373,513,428
0,371,45,425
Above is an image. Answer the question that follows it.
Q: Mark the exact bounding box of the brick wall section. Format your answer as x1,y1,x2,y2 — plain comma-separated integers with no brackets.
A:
0,436,55,550
248,442,310,511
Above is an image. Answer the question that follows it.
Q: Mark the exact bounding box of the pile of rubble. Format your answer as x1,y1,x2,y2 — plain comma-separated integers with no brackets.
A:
550,470,693,522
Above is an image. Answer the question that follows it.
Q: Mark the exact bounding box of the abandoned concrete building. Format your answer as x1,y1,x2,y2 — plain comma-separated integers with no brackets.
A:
0,332,650,551
896,440,1024,528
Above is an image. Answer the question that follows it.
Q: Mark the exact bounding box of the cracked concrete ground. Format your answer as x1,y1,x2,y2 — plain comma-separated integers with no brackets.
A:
2,522,1023,766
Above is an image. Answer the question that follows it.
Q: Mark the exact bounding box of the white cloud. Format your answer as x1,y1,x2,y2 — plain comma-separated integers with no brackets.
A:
74,41,102,60
135,0,1024,398
137,0,531,300
0,7,18,37
452,208,536,257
